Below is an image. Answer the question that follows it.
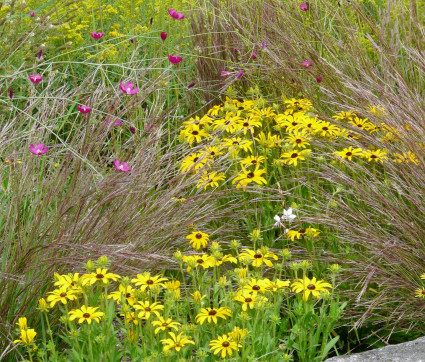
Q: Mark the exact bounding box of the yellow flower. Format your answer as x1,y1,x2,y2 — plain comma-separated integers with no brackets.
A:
239,249,278,267
315,121,341,137
213,112,244,133
180,153,209,173
68,306,104,324
131,272,168,291
234,292,260,311
415,288,425,298
191,290,207,302
164,280,181,291
241,278,268,295
38,298,49,312
14,329,36,346
291,277,332,301
285,133,311,149
334,146,364,161
222,137,253,153
213,254,238,266
287,227,320,241
362,149,388,163
255,131,282,148
209,334,241,358
333,111,356,121
232,166,267,189
393,151,419,165
284,98,312,112
121,312,139,325
16,317,27,331
107,284,137,306
46,286,78,307
195,306,231,325
227,326,248,342
196,171,226,190
152,316,181,334
265,278,291,292
240,155,265,168
183,254,215,272
134,301,164,320
54,273,81,290
186,231,210,250
161,332,195,352
280,149,310,166
183,124,210,145
81,268,120,286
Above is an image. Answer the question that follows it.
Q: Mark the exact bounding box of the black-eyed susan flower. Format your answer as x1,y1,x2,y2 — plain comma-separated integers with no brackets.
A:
152,316,181,334
134,301,164,320
362,149,388,163
107,284,137,306
334,146,363,161
333,111,356,121
415,288,425,298
234,292,260,311
46,286,78,307
265,278,291,292
180,153,209,173
255,131,282,147
213,254,237,266
195,306,232,325
131,272,168,291
14,329,37,346
228,326,248,342
54,273,81,290
284,98,312,112
183,124,210,145
196,171,226,190
241,278,268,295
285,133,311,149
238,116,262,135
161,332,195,352
240,155,265,168
186,231,210,250
393,151,419,165
81,268,120,286
203,145,224,158
348,117,375,132
239,248,278,267
315,121,341,137
209,334,241,358
222,137,253,153
68,306,104,324
280,149,310,166
38,298,49,312
286,227,320,241
183,254,215,272
291,277,332,301
232,166,267,189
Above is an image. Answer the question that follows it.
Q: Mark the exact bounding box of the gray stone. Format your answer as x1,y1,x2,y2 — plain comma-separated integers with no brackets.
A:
325,336,425,362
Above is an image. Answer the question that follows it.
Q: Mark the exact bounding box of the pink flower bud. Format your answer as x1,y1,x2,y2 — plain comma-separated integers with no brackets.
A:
301,60,312,68
316,75,322,83
300,3,309,11
130,126,136,134
160,32,167,41
168,55,182,64
30,11,35,17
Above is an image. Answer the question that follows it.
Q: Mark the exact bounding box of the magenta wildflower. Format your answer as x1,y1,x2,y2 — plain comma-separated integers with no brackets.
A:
30,11,35,17
28,74,43,83
160,32,167,41
130,126,136,134
316,75,322,83
119,82,140,95
113,159,131,172
168,55,182,64
187,82,195,89
37,49,42,59
300,3,309,11
29,143,49,155
261,41,267,50
91,32,104,39
130,39,135,44
9,89,13,100
236,70,244,79
301,60,312,68
168,8,185,20
77,105,91,114
221,71,231,77
251,51,257,60
114,119,123,126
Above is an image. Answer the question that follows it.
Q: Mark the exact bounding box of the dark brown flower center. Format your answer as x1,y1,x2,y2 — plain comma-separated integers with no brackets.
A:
247,172,255,178
193,157,199,162
70,282,75,286
146,280,154,285
208,310,217,316
222,341,230,347
296,139,302,143
322,126,329,131
243,122,249,127
251,160,257,164
371,155,377,159
197,259,204,264
252,285,260,291
225,121,231,125
126,293,131,298
195,233,203,239
96,274,104,279
299,229,306,234
210,151,216,156
232,141,239,145
192,130,199,135
421,290,425,295
346,152,352,156
83,313,90,318
162,322,168,326
292,121,298,126
307,284,316,290
291,153,299,158
254,253,262,259
144,307,151,311
60,293,67,297
356,123,363,128
245,298,253,303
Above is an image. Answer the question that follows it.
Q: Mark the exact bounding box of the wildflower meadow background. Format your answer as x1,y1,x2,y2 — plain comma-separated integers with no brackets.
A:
2,0,425,360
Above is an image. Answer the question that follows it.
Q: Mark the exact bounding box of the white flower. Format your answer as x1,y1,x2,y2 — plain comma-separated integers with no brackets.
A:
281,208,296,222
273,214,282,227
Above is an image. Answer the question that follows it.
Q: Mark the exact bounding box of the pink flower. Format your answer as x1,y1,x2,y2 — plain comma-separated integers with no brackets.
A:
261,41,267,50
236,70,244,79
28,74,43,83
300,3,309,11
316,75,322,83
30,11,35,17
77,105,91,114
129,126,136,134
37,49,42,59
251,51,257,60
168,8,185,20
9,89,13,100
119,82,140,95
114,119,123,126
91,32,104,39
301,60,312,68
29,143,49,155
160,32,167,41
221,71,231,77
113,159,131,172
168,55,182,64
187,82,195,89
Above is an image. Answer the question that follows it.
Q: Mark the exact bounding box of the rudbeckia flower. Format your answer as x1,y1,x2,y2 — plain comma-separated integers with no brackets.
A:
46,286,78,307
168,55,183,64
77,105,91,114
334,146,363,161
14,329,36,346
68,306,104,324
232,167,267,189
108,284,137,306
210,334,241,358
134,301,164,320
113,159,131,172
152,317,181,334
16,317,27,331
195,306,231,324
239,248,278,267
81,268,121,286
29,143,49,155
119,81,139,95
91,32,104,39
161,332,195,352
131,272,168,291
196,172,226,190
186,231,210,250
280,149,310,166
28,74,43,83
234,293,259,311
291,277,332,301
168,8,185,19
